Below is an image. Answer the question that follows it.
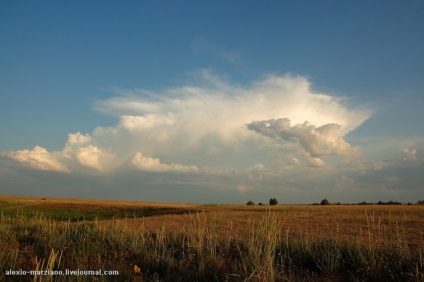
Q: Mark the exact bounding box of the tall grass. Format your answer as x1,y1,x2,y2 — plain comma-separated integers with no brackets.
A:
0,210,423,281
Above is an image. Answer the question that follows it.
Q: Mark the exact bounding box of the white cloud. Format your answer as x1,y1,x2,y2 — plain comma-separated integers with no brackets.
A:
62,133,117,173
4,146,70,173
130,152,199,173
94,70,370,155
75,145,106,172
4,71,424,203
247,118,359,167
3,70,371,175
3,133,117,173
67,132,91,145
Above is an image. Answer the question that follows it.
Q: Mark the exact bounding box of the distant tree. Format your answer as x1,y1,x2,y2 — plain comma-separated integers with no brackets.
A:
269,198,278,205
258,202,263,206
246,200,255,205
417,200,424,205
320,198,331,205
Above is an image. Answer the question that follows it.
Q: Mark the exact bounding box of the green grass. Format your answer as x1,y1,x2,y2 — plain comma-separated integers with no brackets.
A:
0,210,423,281
1,208,115,221
0,199,198,221
1,208,195,221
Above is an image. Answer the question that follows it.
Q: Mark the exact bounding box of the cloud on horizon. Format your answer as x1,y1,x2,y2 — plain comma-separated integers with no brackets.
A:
3,70,371,177
4,146,70,173
2,71,424,203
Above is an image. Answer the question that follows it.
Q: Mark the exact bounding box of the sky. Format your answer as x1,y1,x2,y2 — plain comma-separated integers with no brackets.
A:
1,1,424,204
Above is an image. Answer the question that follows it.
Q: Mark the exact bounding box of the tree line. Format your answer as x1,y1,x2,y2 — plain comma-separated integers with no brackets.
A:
246,198,424,205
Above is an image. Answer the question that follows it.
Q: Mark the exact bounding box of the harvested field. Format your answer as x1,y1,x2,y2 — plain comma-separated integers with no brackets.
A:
1,196,423,281
98,202,424,249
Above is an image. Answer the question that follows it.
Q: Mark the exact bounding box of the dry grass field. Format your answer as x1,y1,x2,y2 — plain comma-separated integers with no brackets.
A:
127,204,424,248
1,195,423,281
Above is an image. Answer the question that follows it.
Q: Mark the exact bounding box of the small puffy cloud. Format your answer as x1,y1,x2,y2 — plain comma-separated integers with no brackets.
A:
61,133,116,173
3,133,116,173
130,152,199,173
4,146,70,173
402,148,417,160
67,132,91,145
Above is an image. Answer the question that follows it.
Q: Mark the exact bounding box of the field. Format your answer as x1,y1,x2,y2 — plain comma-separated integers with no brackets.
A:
0,196,423,281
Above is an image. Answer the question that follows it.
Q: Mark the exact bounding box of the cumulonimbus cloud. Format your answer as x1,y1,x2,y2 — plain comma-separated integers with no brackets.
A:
2,70,371,174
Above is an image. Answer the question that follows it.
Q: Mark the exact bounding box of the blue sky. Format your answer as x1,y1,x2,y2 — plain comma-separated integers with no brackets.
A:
1,1,423,204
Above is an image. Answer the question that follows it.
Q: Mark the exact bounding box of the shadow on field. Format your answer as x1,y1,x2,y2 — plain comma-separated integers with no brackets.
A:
0,200,200,221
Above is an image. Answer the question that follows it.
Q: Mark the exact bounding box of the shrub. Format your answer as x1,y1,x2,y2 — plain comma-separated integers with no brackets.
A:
320,198,331,205
377,200,402,205
246,201,255,205
269,198,278,205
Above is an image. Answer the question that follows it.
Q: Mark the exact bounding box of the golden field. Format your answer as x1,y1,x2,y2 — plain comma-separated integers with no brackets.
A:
1,195,423,248
0,195,423,281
